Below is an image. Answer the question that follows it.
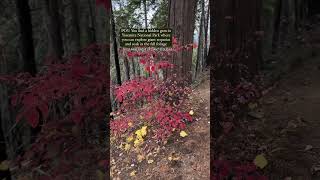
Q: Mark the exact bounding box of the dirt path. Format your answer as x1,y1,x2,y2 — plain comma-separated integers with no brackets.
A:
144,76,210,180
259,54,320,179
110,73,210,180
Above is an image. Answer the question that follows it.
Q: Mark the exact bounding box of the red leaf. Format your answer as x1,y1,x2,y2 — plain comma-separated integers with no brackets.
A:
25,108,39,128
139,59,146,64
71,111,82,124
38,103,49,120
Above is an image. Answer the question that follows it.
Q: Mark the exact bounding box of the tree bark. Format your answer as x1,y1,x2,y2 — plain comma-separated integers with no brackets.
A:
15,0,37,76
203,1,209,69
195,0,205,79
169,0,197,83
44,0,64,60
123,56,131,81
131,58,136,77
143,0,148,28
272,0,282,54
0,44,12,180
111,6,121,85
70,0,81,53
87,0,97,44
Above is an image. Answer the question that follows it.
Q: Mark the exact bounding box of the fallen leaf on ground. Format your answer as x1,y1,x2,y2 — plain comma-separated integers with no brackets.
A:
124,143,131,151
180,131,188,137
126,135,134,143
147,159,154,164
189,110,194,116
0,160,10,171
248,102,258,110
254,154,268,169
130,170,137,176
137,154,145,162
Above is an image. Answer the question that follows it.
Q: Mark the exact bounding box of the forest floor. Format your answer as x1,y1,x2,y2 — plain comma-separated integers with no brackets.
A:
219,22,320,180
110,71,210,180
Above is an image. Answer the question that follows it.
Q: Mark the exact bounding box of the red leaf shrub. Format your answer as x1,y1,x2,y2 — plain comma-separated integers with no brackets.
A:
212,160,268,180
0,44,109,179
111,37,196,140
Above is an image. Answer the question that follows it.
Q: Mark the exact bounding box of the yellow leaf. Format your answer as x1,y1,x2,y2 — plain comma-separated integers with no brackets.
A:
124,143,131,151
189,110,194,116
130,170,136,176
147,159,154,164
0,160,10,171
253,154,268,169
134,138,144,147
180,131,188,137
140,126,147,137
248,103,258,110
126,135,134,143
168,156,172,161
137,154,145,162
172,156,180,161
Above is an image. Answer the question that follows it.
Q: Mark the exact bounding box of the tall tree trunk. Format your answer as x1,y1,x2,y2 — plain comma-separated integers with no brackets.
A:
203,1,209,69
143,0,148,28
44,0,64,60
15,0,39,156
70,0,81,53
169,0,197,83
0,45,12,180
15,0,37,76
87,0,97,44
111,6,121,85
272,0,282,54
280,0,289,46
123,56,131,81
95,1,107,43
131,58,136,78
195,0,205,79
